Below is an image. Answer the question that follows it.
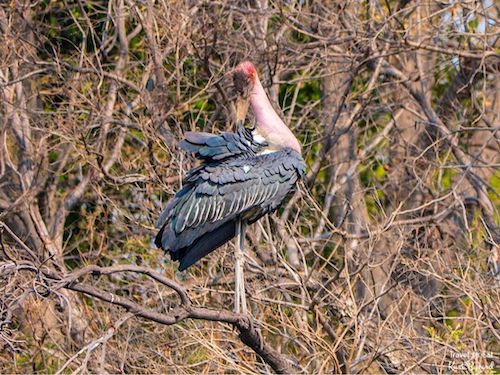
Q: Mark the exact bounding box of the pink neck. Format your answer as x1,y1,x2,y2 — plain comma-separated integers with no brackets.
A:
250,77,302,153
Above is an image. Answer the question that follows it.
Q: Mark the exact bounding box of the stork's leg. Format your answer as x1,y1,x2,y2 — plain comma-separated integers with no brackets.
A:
234,219,247,314
239,221,247,314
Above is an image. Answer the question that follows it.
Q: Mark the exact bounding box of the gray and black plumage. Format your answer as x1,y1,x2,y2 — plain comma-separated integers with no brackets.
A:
155,126,306,271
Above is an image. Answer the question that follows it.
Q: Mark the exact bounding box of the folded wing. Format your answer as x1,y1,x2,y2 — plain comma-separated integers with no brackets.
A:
155,147,305,270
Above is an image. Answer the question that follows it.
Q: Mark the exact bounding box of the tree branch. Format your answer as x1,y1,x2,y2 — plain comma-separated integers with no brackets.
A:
2,261,296,374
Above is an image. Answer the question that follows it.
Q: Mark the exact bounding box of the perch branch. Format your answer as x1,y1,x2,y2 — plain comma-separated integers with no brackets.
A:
1,261,295,374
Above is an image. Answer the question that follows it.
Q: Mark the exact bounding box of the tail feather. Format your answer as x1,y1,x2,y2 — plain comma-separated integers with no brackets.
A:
158,220,237,271
177,220,236,271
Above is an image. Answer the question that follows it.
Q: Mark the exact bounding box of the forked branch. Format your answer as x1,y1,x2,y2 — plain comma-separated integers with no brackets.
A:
1,260,295,374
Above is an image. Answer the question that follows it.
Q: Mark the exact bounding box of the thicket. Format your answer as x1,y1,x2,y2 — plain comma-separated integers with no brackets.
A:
0,1,498,373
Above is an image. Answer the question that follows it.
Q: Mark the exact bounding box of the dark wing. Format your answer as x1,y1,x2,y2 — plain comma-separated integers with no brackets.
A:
179,126,263,162
155,148,305,271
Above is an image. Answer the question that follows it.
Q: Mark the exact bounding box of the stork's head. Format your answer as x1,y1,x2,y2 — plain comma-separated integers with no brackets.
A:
233,61,258,127
233,61,257,96
233,61,302,153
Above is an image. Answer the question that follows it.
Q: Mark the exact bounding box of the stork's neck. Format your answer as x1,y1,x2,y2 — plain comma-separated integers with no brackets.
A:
250,78,302,154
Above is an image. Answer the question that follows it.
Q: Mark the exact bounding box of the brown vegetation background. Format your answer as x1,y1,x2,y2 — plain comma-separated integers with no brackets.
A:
0,0,499,373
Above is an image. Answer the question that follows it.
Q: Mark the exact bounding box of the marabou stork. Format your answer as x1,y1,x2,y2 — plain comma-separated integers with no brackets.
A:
155,61,305,313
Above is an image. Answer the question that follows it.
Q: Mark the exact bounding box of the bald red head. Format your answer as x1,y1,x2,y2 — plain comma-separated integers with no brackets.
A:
235,61,257,77
233,61,258,95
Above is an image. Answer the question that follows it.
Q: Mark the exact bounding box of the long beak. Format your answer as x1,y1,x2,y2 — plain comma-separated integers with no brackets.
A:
235,95,249,128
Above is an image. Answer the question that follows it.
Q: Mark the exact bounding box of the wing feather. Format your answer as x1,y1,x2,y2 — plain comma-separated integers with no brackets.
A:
228,192,237,215
187,202,199,228
202,198,212,223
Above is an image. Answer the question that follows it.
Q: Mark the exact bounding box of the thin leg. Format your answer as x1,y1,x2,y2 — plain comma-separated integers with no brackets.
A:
234,220,241,313
239,221,247,314
234,219,247,314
